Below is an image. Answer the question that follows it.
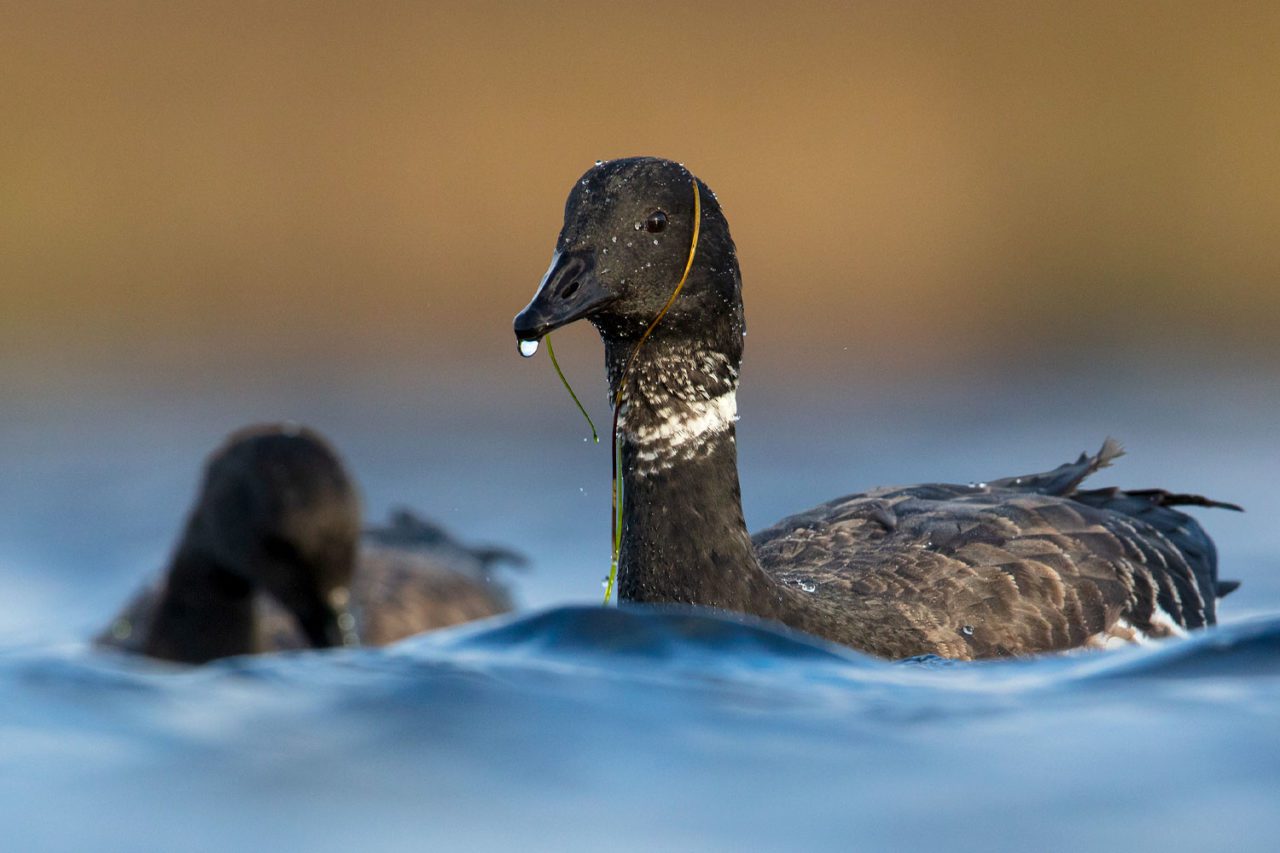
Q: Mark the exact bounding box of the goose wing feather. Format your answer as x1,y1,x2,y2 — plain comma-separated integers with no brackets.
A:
364,508,528,572
752,442,1235,659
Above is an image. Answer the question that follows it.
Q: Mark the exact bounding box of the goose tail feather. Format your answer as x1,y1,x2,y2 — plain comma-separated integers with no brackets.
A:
990,440,1242,609
988,437,1126,497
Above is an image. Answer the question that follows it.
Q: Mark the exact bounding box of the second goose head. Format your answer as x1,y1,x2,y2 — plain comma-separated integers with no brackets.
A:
148,425,361,661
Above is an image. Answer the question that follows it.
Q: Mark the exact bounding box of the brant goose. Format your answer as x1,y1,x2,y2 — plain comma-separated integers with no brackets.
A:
513,156,1240,660
98,425,515,663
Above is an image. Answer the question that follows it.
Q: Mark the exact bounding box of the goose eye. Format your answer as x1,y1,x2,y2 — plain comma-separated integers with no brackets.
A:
644,210,668,233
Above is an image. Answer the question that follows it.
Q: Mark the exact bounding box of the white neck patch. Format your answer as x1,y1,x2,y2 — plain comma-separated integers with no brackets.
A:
628,390,737,447
623,390,738,477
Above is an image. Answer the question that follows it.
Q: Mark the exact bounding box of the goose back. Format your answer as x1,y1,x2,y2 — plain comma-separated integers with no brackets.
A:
753,442,1239,658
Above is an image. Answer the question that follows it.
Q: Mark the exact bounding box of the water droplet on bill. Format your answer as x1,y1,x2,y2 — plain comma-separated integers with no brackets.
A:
518,339,539,358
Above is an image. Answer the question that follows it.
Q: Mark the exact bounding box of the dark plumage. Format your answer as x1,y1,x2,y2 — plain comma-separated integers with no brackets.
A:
513,156,1240,660
98,425,514,663
364,507,528,576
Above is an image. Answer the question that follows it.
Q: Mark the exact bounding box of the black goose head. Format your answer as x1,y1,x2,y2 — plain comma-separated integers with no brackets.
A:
514,157,744,360
181,425,361,649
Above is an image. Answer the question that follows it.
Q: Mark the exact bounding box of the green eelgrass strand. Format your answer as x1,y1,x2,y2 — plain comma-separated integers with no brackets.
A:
603,425,623,604
544,333,598,444
542,331,614,600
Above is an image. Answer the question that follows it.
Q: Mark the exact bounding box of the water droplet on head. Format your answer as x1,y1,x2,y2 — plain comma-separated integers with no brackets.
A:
611,236,617,243
633,222,643,231
961,625,975,636
518,339,539,358
652,239,659,245
800,581,816,593
595,160,603,166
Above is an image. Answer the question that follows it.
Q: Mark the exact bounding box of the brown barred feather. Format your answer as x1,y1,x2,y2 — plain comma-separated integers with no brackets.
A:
751,442,1236,660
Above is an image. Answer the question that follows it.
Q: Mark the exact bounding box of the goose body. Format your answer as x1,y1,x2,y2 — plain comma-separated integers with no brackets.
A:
514,156,1239,660
99,426,514,663
102,540,515,658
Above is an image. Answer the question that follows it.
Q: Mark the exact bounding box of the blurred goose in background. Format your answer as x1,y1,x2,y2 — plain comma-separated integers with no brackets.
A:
513,156,1241,660
98,425,519,664
365,507,527,577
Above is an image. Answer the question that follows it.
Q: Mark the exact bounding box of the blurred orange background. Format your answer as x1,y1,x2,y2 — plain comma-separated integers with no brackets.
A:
4,0,1277,394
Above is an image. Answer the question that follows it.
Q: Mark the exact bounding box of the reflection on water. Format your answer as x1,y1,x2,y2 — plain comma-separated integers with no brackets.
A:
1,367,1278,850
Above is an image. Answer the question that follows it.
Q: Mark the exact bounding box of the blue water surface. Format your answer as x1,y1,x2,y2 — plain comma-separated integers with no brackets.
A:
2,607,1279,851
2,367,1278,851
